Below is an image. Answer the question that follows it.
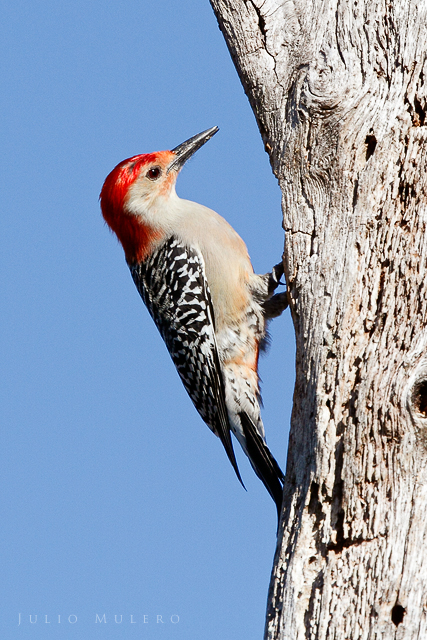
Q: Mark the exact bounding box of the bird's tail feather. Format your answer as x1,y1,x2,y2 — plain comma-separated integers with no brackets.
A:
239,412,284,519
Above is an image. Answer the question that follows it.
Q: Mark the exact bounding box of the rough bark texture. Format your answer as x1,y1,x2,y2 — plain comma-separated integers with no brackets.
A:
209,1,427,638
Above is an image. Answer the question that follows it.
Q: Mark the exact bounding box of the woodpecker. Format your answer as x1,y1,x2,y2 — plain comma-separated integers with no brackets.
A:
100,127,288,516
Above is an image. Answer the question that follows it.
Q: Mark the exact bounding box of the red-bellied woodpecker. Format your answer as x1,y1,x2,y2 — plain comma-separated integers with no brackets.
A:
100,127,288,516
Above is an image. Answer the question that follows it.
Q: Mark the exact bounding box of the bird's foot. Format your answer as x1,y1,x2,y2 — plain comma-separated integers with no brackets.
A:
262,291,288,319
268,261,285,294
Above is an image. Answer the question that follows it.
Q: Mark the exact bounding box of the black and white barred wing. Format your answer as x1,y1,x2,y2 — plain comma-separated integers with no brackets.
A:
130,237,243,485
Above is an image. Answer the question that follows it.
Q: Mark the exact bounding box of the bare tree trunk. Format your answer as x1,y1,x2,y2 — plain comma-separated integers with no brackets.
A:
209,0,427,638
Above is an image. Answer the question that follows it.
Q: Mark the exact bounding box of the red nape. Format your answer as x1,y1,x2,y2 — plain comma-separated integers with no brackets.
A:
100,153,162,264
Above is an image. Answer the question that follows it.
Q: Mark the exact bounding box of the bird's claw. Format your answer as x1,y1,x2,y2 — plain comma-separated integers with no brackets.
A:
268,261,285,294
272,261,284,284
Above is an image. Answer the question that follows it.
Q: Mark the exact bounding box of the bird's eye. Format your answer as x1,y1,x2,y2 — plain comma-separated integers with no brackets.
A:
147,166,161,180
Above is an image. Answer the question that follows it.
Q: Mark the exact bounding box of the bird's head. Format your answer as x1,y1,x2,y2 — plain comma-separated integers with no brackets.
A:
100,126,218,263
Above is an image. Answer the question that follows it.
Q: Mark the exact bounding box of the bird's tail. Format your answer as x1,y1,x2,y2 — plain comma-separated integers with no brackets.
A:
239,412,284,519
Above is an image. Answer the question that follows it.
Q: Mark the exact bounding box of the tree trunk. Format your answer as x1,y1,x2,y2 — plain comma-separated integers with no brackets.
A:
209,1,427,638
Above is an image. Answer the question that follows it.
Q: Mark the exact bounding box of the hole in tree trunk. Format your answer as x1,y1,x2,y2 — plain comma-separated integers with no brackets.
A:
412,380,427,417
414,96,426,126
391,604,406,626
365,134,377,161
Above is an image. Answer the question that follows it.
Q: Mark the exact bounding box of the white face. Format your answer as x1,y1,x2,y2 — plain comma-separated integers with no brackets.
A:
125,153,182,229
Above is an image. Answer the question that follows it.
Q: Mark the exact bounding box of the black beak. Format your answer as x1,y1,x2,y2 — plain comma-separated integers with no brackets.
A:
167,126,219,173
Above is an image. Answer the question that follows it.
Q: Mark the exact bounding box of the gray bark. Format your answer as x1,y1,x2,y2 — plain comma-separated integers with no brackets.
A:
209,1,427,638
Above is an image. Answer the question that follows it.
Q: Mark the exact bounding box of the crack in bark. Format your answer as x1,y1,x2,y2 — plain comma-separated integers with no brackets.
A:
335,0,346,68
284,227,312,237
246,0,266,46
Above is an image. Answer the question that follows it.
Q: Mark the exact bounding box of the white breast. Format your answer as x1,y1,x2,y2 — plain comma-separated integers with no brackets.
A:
173,198,254,328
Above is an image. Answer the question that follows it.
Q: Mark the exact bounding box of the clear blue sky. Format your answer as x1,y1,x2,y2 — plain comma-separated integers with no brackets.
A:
0,2,295,639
